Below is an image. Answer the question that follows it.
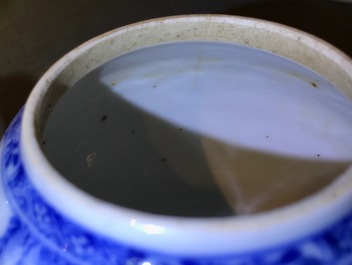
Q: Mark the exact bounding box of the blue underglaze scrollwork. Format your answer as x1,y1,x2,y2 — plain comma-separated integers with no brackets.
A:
0,110,352,264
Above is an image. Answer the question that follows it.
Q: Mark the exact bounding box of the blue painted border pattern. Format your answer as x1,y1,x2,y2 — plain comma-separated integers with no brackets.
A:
1,110,352,264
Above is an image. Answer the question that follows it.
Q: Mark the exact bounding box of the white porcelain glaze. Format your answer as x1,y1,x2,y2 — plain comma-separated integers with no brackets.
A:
41,41,352,216
0,15,352,264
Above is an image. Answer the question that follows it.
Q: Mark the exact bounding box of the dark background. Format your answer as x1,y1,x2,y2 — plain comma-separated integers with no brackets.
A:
0,0,351,135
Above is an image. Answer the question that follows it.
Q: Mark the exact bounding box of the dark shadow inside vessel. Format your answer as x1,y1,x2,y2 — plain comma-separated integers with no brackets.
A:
41,76,236,217
41,77,349,217
41,42,351,217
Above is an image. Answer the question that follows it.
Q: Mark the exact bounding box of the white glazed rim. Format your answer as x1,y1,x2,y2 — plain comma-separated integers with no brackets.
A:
21,15,352,255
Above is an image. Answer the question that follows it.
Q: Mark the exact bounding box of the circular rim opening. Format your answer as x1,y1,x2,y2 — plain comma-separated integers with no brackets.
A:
20,15,352,255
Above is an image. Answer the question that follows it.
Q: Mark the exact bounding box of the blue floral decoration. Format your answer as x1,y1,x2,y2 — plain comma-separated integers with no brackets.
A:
1,110,352,264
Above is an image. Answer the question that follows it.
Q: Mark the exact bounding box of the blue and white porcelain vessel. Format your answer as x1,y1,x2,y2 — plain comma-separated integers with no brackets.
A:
1,15,352,264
